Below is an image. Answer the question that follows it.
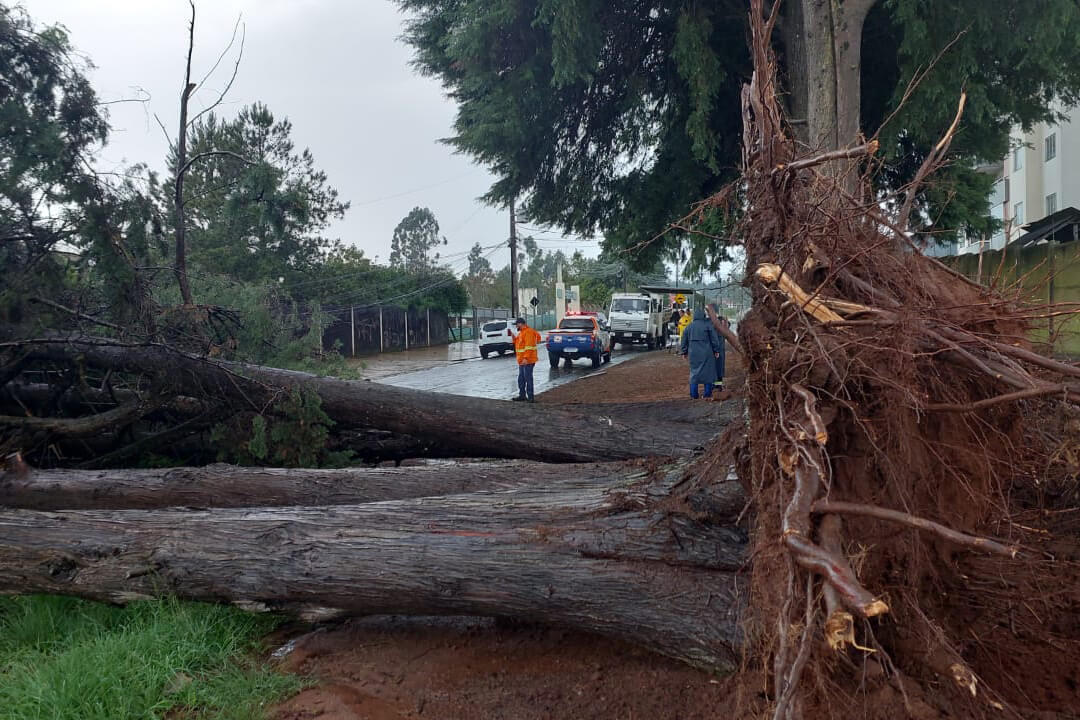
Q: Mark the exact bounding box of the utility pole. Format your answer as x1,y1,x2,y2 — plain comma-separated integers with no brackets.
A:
510,198,519,318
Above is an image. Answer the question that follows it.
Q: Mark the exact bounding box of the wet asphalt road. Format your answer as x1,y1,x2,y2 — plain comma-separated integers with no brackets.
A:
369,340,670,400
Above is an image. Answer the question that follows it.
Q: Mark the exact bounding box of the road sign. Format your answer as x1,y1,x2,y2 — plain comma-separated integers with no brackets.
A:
674,293,686,305
519,287,538,312
530,296,540,308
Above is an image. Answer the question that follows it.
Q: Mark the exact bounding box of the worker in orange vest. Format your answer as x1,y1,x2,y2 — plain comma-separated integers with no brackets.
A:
512,317,542,402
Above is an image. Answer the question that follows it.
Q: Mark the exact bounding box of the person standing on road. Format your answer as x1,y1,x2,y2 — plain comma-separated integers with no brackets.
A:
512,317,542,402
667,308,683,348
705,303,729,395
680,307,721,399
677,309,692,340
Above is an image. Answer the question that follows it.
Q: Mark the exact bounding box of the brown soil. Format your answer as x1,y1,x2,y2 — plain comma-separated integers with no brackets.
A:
267,351,748,720
270,617,738,720
538,349,745,405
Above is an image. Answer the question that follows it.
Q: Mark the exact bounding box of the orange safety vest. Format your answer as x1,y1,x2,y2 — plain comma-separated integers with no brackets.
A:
513,326,541,365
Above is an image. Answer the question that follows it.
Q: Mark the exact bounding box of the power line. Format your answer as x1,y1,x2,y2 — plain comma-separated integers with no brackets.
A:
352,169,482,208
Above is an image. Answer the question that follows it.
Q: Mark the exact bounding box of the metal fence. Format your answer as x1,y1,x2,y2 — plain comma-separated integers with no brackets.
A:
325,305,563,353
322,305,450,356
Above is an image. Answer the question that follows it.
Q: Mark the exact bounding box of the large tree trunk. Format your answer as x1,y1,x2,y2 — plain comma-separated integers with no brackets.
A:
0,471,747,671
8,329,730,463
0,460,622,510
801,0,875,152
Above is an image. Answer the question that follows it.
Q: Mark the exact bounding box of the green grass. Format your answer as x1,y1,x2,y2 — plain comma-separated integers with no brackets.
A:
0,595,305,720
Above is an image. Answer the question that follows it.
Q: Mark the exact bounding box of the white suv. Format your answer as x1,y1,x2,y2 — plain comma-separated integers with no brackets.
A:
478,319,517,359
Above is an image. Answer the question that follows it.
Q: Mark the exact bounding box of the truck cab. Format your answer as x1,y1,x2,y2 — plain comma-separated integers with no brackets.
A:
545,312,612,368
608,293,665,350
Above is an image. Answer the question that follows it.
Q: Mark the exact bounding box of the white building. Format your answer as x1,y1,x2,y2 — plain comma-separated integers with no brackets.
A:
937,102,1080,257
1002,102,1079,244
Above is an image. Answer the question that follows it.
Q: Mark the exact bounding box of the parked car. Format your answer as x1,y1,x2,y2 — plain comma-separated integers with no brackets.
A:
545,312,612,368
479,319,517,359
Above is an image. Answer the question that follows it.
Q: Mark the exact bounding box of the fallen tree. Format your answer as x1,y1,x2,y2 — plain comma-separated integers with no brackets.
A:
0,329,731,465
0,459,619,510
0,465,747,671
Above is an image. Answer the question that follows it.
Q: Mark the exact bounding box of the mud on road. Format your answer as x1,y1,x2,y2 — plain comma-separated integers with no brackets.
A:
271,616,737,720
268,351,746,720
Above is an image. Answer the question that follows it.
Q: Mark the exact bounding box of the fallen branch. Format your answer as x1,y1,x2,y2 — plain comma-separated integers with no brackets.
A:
756,264,846,324
0,395,162,438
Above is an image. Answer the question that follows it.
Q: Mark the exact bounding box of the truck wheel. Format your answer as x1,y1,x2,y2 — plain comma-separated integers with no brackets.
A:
591,351,601,368
646,337,655,351
548,352,560,368
481,350,489,359
604,349,612,363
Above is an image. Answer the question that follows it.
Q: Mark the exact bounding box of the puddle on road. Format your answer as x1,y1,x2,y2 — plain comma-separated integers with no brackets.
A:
350,342,483,381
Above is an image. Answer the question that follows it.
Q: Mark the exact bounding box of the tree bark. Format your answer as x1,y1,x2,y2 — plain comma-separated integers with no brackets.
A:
801,0,875,152
0,460,621,510
0,473,747,671
781,0,810,145
10,331,731,463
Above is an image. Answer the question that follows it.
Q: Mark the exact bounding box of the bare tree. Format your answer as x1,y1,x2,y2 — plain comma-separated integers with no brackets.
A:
160,1,246,306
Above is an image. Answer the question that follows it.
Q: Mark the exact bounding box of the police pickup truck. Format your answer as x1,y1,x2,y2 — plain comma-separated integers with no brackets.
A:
545,311,612,368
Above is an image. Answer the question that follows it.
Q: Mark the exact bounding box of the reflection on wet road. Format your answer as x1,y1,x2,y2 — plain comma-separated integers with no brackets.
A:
372,342,664,400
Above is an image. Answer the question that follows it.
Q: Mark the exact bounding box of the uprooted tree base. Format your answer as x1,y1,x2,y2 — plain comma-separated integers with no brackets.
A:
719,1,1080,718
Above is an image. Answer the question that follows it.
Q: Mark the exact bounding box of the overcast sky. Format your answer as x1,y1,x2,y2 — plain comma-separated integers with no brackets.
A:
28,0,600,274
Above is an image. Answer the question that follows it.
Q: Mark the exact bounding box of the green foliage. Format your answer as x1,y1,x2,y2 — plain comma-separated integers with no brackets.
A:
163,103,350,287
464,242,501,306
0,4,109,320
399,0,747,272
151,269,353,375
0,595,303,720
295,244,468,315
389,206,447,273
672,6,724,170
399,0,1080,257
211,387,352,468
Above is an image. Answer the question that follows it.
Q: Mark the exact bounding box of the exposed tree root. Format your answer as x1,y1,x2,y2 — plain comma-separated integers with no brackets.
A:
710,1,1080,716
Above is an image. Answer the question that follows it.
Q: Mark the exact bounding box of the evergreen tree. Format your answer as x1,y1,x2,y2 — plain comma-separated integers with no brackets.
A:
389,207,447,273
398,0,1080,264
161,103,350,287
0,4,109,318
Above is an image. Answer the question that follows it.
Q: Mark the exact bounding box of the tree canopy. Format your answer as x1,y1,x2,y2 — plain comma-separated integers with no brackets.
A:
163,103,350,286
389,206,447,273
0,5,109,318
398,0,1080,265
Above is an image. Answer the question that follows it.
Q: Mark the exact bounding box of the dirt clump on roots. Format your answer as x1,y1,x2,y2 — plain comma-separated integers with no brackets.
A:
710,1,1080,718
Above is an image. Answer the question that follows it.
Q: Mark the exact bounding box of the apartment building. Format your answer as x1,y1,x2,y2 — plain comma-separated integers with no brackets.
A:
927,103,1080,258
1005,103,1078,239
